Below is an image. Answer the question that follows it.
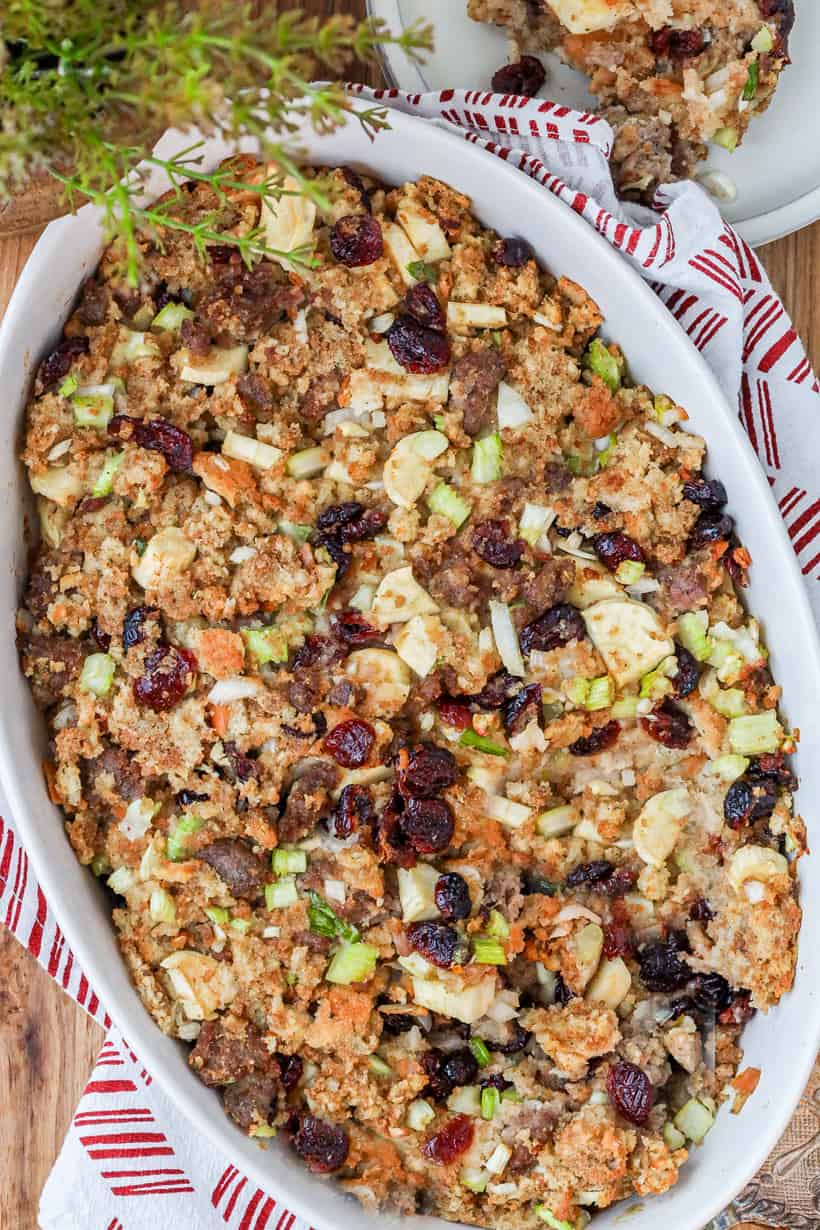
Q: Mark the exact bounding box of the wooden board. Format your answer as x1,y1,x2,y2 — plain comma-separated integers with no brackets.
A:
0,2,817,1225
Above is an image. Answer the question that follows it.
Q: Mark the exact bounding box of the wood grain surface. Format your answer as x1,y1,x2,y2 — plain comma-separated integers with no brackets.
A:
0,3,817,1227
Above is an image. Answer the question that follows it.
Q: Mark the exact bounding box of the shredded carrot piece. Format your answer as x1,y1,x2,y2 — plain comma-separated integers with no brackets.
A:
731,1066,761,1114
43,760,61,804
210,703,229,736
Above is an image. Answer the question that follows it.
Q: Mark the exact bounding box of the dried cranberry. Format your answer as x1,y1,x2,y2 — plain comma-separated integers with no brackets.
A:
607,1062,655,1126
649,26,706,58
341,167,373,210
603,922,635,959
672,644,700,698
682,476,727,509
438,700,473,731
719,990,756,1026
640,699,692,749
592,532,645,573
276,1053,304,1092
319,502,388,544
209,244,234,264
37,334,89,391
480,1073,512,1092
491,55,546,97
592,501,612,519
109,415,193,472
289,1112,349,1173
381,1012,418,1036
401,797,455,855
133,645,196,711
317,501,365,533
689,897,714,922
520,604,586,655
554,973,574,1005
759,0,795,38
374,786,416,869
597,865,638,897
468,669,518,710
638,938,691,992
748,752,797,791
404,283,446,333
330,214,383,267
401,743,458,799
333,784,373,839
493,237,534,267
689,510,735,548
333,610,381,646
423,1115,475,1165
91,620,111,652
569,721,620,756
723,775,778,828
222,740,258,783
502,683,542,735
122,605,159,650
323,719,375,769
387,314,451,374
291,634,345,673
565,860,614,889
487,1024,531,1055
177,788,208,806
691,972,732,1014
472,519,525,569
406,921,463,968
440,1048,479,1090
435,873,472,921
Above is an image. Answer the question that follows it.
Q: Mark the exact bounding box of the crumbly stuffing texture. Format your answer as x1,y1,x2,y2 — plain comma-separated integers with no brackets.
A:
18,159,803,1229
467,0,795,199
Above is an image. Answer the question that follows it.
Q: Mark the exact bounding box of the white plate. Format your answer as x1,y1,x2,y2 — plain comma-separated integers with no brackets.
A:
1,102,818,1230
369,0,820,246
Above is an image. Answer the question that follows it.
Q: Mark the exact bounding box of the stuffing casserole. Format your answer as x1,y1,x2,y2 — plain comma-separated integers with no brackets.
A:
468,0,795,199
18,159,804,1229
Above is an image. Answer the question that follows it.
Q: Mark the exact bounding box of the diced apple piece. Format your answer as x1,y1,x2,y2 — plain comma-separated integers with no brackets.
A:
396,199,452,263
583,598,674,687
371,566,438,624
261,174,317,272
728,844,789,894
571,922,604,989
394,614,442,678
410,973,497,1024
568,563,622,609
484,794,532,829
447,302,508,331
545,0,635,36
633,787,691,866
586,956,632,1009
383,430,448,509
160,950,237,1020
383,221,421,286
222,430,282,470
132,527,197,590
31,466,84,507
344,648,411,718
180,344,249,385
398,864,440,923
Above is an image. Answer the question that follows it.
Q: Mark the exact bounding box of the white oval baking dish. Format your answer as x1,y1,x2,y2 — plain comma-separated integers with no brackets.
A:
0,102,817,1230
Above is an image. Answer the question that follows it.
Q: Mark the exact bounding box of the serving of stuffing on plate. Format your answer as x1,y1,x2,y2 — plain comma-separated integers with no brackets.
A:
17,158,803,1228
468,0,795,200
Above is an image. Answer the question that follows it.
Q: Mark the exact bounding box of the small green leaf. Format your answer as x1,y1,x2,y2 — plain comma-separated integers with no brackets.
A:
407,259,436,282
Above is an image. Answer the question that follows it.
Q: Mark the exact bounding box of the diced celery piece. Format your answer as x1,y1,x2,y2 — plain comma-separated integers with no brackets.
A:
611,696,639,718
469,1037,492,1068
107,866,137,895
448,1085,481,1115
728,711,783,756
640,661,674,700
242,626,289,665
743,59,759,101
427,481,472,528
584,338,623,392
286,446,328,479
406,1099,436,1131
166,813,205,861
480,1085,500,1121
586,676,613,711
433,414,447,432
678,611,713,661
80,652,116,697
473,937,507,966
566,676,590,707
308,890,360,941
272,848,307,876
72,393,114,430
471,432,503,483
615,560,644,585
460,1167,489,1194
277,520,313,545
751,25,774,52
663,1121,687,1151
149,887,176,925
266,878,298,910
596,432,618,469
90,854,111,877
501,1087,523,1103
535,1207,573,1230
459,730,509,757
92,450,125,497
486,909,510,939
369,1055,393,1078
230,917,251,934
674,1098,715,1144
709,686,747,718
704,754,750,783
112,332,161,365
407,259,436,283
250,1123,277,1139
59,374,79,398
536,805,576,838
519,502,555,546
714,126,739,152
151,302,194,331
326,941,379,984
205,906,230,926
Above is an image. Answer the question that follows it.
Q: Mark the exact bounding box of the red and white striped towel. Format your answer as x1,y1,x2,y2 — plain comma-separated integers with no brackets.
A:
1,86,818,1230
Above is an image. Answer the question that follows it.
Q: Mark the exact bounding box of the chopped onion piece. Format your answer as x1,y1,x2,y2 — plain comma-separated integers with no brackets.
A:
489,601,525,677
207,677,263,704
